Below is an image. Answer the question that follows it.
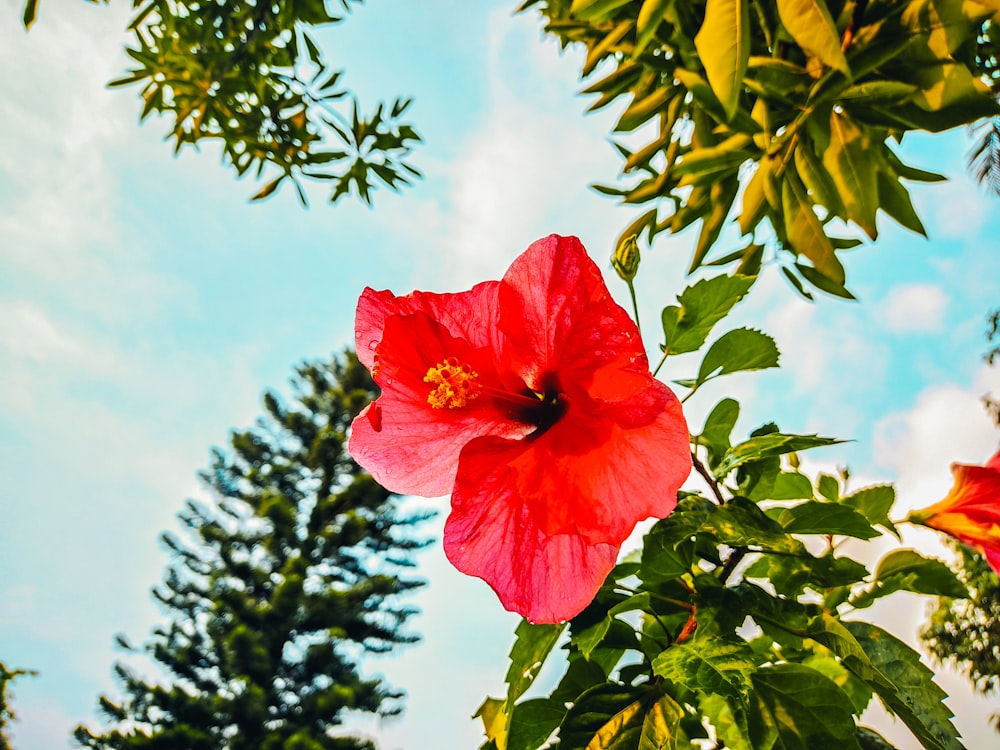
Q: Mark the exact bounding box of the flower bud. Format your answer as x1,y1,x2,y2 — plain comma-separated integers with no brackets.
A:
612,234,641,282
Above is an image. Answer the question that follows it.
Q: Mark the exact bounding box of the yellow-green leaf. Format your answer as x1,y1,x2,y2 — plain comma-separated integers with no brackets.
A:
776,0,849,74
781,172,845,283
694,0,751,120
571,0,633,22
823,110,878,237
910,62,994,112
635,0,673,56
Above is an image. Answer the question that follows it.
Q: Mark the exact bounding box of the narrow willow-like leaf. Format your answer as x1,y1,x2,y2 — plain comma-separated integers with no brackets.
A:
570,0,633,22
694,0,751,120
22,0,39,29
781,171,845,283
878,168,928,237
634,0,673,56
824,110,881,237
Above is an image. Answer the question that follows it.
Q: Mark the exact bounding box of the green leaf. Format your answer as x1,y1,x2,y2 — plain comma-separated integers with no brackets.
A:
842,485,898,537
699,397,741,464
635,0,673,56
661,274,756,355
250,176,284,202
559,685,684,750
570,0,634,21
805,613,893,689
751,664,862,750
857,726,898,750
771,471,814,500
641,496,715,583
674,68,729,125
694,0,751,120
846,621,963,750
778,502,880,540
690,177,741,273
745,552,869,595
505,620,565,704
701,497,805,554
887,150,947,182
693,328,779,386
507,698,564,750
802,653,874,715
475,696,508,750
652,638,756,702
841,80,919,104
22,0,39,29
716,433,842,478
823,110,881,238
638,694,686,750
781,170,845,283
776,0,849,74
852,549,968,609
795,262,857,300
877,170,927,237
699,693,753,750
794,140,845,219
817,473,840,501
675,135,755,179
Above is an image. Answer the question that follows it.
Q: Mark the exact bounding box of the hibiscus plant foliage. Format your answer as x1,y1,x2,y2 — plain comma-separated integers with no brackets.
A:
461,259,973,750
346,232,982,750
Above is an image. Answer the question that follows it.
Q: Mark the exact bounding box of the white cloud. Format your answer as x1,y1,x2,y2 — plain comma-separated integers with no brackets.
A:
391,7,632,290
874,362,1000,506
881,283,949,334
930,174,991,241
841,363,1000,748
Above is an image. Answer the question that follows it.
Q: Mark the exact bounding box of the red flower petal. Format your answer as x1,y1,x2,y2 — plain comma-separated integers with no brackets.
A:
497,235,651,399
985,547,1000,574
444,436,620,624
349,310,530,497
355,282,501,371
504,385,690,544
917,454,1000,570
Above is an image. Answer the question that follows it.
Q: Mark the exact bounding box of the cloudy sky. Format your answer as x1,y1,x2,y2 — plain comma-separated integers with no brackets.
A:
2,1,999,748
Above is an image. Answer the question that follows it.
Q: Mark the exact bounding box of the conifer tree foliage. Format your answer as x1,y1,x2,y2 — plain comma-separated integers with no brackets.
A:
1,662,37,750
922,541,1000,732
74,351,431,750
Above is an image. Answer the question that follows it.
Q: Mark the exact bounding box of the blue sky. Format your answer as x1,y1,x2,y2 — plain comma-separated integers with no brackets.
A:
2,1,999,748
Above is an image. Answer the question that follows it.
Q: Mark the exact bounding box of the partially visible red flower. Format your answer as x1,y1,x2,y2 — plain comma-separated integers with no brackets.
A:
911,450,1000,572
349,235,691,623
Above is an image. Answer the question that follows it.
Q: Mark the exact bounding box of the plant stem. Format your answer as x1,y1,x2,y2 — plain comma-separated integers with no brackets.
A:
692,451,726,505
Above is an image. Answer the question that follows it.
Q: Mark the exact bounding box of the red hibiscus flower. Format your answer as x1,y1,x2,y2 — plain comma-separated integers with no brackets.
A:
910,449,1000,573
349,235,691,623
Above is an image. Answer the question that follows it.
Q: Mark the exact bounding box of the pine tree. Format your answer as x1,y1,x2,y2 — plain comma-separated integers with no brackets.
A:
1,662,37,750
75,351,431,750
922,541,1000,732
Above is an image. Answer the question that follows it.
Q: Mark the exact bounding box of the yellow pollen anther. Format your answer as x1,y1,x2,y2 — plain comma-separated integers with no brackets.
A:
424,357,482,409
